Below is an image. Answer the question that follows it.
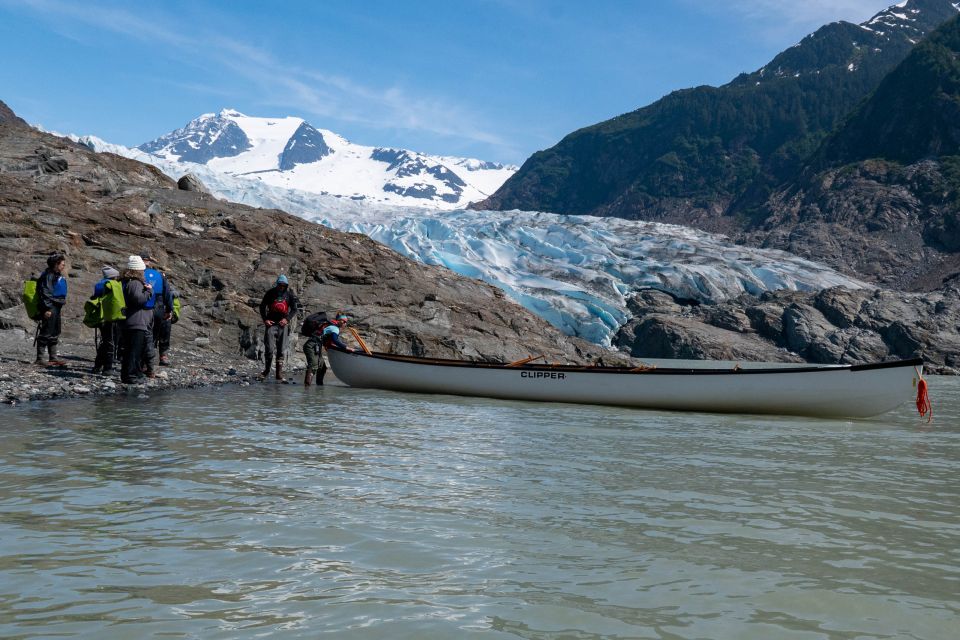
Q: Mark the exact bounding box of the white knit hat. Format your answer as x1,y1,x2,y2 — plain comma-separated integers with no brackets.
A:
126,255,146,271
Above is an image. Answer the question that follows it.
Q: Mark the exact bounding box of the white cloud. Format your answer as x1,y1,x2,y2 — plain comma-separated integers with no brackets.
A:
3,0,512,156
716,0,894,26
684,0,896,45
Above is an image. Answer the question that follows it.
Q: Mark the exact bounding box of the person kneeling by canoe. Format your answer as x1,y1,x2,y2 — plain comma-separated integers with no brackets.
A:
301,312,353,386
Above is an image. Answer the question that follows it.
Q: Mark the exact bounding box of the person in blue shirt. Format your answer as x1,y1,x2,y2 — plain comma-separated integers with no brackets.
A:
91,266,121,375
35,253,68,366
139,252,174,376
302,312,354,386
140,252,176,368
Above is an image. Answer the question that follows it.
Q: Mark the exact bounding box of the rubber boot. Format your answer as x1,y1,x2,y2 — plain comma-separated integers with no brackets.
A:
35,344,46,366
47,344,66,367
260,357,272,379
275,359,283,381
304,370,313,386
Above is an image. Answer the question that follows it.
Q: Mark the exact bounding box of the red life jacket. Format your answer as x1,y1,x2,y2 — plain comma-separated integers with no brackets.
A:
271,299,289,316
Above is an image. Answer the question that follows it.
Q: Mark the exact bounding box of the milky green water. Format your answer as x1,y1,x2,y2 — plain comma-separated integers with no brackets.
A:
0,378,957,639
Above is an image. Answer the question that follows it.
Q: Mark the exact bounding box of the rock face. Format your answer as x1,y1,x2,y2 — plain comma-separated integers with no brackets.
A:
0,100,624,369
278,121,332,170
615,287,960,373
743,159,960,291
139,112,252,163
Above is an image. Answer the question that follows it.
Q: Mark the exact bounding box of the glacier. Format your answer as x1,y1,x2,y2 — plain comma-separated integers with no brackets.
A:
72,134,867,346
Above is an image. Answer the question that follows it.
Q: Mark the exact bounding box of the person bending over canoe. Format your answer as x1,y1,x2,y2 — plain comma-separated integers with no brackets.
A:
259,274,300,381
301,312,354,386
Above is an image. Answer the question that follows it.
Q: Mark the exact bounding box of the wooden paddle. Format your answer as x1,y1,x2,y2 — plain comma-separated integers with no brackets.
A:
507,354,545,367
348,327,372,355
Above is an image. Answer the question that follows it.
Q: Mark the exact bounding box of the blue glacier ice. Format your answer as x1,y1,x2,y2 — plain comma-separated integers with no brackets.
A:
73,136,869,346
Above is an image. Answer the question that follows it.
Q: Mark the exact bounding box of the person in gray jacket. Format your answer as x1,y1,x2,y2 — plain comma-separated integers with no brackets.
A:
120,255,153,384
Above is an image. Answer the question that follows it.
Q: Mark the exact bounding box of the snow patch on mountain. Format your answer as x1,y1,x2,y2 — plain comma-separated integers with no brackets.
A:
137,109,516,210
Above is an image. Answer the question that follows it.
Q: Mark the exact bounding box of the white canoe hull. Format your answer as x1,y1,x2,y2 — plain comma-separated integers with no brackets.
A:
327,348,923,418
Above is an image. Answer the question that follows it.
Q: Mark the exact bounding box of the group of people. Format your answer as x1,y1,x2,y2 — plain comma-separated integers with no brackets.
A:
258,274,355,386
30,255,353,387
32,252,177,384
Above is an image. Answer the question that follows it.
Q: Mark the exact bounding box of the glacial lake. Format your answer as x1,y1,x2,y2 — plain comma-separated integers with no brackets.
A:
1,377,958,639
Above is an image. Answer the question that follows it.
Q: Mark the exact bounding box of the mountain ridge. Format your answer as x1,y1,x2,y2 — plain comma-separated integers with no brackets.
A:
138,109,516,210
474,0,959,220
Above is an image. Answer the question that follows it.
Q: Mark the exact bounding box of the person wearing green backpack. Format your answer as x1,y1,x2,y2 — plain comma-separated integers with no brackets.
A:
90,266,122,375
35,253,68,366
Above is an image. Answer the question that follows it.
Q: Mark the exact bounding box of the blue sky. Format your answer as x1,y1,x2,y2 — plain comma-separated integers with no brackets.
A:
0,0,895,165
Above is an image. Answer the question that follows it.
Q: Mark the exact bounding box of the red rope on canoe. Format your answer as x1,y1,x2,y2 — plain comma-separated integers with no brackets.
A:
915,367,932,423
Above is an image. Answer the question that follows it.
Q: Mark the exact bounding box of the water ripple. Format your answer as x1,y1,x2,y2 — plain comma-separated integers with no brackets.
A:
0,379,957,638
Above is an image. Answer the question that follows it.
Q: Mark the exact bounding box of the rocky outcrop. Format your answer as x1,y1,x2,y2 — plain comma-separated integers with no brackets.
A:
743,159,960,291
0,102,627,372
615,287,960,373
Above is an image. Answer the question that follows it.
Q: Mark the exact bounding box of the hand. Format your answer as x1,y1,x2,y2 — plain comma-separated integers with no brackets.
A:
144,283,153,291
164,312,172,321
279,318,288,327
264,319,274,327
44,310,52,319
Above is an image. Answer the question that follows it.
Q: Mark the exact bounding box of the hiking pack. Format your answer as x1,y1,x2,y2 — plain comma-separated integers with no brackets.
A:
82,280,126,328
171,293,182,323
21,277,41,321
300,311,329,336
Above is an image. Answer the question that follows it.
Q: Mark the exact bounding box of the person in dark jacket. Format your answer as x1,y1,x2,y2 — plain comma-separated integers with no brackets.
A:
91,265,121,375
35,253,68,366
120,255,153,384
258,274,299,380
302,312,354,386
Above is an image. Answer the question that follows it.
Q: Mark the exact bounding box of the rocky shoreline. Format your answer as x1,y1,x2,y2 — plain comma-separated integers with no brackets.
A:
0,346,249,406
0,338,326,406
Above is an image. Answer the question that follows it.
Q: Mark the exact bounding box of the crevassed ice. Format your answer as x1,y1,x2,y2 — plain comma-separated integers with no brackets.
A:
73,135,868,346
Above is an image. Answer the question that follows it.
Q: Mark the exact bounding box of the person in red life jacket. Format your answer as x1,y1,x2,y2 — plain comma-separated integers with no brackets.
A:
258,274,300,380
35,253,69,366
91,265,121,375
301,312,354,386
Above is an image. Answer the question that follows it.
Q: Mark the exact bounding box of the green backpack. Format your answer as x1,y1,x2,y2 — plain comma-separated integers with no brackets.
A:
82,280,126,328
21,277,41,321
171,289,182,323
101,280,126,323
82,297,103,328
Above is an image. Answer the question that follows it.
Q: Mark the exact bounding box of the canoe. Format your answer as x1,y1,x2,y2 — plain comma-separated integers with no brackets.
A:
326,347,924,418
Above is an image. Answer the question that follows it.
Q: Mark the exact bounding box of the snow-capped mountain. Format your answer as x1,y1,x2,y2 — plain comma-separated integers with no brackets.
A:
137,109,516,210
75,133,868,346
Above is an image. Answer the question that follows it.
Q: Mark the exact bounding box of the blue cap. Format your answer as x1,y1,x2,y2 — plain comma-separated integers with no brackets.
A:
276,274,289,285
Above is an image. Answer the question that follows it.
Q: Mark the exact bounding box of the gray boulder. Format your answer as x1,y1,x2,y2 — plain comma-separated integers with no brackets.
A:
177,173,209,193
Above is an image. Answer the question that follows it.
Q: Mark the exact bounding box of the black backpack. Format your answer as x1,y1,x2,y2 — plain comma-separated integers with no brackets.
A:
300,311,329,336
